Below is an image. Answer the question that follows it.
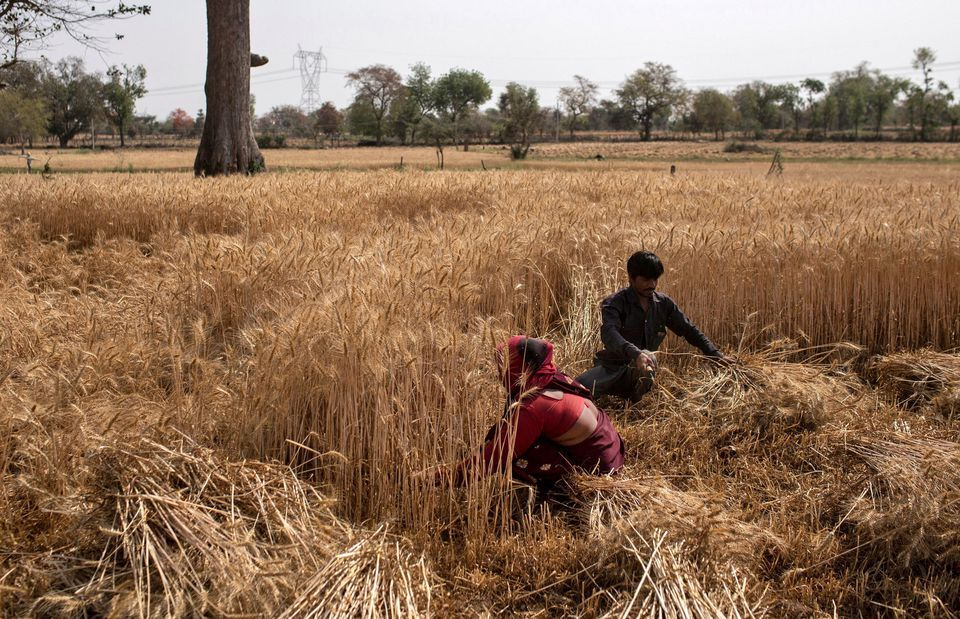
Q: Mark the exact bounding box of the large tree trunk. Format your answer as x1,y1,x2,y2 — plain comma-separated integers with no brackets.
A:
194,0,263,176
641,117,652,141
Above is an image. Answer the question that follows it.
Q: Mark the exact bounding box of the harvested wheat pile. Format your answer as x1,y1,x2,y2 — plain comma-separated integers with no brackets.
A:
597,529,766,618
864,350,960,422
280,526,435,619
0,425,436,617
844,436,960,571
573,475,785,572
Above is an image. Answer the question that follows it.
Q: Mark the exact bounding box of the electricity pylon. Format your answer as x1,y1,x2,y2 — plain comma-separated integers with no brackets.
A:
293,46,328,114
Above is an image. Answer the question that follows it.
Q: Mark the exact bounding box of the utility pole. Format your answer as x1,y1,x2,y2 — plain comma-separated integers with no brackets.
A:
293,46,328,114
555,97,561,142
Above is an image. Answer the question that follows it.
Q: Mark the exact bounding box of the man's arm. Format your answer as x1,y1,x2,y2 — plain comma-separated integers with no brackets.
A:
600,295,642,361
663,298,722,358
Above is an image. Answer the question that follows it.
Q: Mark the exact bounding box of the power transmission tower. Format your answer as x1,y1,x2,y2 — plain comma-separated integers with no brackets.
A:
293,46,328,114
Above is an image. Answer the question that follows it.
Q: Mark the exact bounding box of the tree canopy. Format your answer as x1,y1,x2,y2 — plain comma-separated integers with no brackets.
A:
431,68,491,149
498,82,540,159
616,62,685,141
559,75,598,137
42,56,103,147
104,63,146,146
1,1,150,69
345,64,403,145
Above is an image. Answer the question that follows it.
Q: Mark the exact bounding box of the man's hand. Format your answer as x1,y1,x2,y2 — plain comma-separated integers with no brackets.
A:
635,351,656,373
712,353,738,366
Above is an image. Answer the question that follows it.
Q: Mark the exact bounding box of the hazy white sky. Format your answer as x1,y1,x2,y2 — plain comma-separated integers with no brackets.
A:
36,0,960,120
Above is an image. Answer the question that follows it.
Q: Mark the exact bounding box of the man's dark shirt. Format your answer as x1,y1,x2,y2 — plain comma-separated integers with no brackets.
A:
598,288,720,364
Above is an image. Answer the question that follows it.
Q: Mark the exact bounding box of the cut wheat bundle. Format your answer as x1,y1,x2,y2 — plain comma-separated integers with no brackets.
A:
843,436,960,572
864,350,960,420
279,525,434,619
5,430,350,617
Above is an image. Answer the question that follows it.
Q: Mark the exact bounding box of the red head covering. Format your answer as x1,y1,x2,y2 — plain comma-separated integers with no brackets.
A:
496,336,592,404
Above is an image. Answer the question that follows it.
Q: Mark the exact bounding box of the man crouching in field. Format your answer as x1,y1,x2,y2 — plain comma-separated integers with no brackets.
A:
576,251,734,403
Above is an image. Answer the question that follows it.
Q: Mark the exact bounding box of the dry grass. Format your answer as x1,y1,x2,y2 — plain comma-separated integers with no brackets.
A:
4,142,960,176
1,166,959,616
0,146,494,173
525,140,960,162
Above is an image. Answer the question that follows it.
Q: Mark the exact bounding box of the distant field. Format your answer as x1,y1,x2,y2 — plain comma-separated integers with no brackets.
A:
524,139,960,162
0,145,493,172
1,163,959,616
3,140,960,175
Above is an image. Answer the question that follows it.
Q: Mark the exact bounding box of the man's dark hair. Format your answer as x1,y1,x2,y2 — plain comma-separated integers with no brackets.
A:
627,251,664,280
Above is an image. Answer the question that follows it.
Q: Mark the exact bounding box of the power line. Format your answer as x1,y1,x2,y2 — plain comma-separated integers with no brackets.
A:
141,59,960,100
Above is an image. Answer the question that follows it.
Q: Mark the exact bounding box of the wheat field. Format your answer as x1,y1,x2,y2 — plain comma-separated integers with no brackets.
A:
0,146,492,173
1,165,959,617
526,140,960,162
4,141,959,175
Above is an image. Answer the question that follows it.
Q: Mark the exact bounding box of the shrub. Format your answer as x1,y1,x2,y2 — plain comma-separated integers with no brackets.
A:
723,141,767,154
255,134,287,149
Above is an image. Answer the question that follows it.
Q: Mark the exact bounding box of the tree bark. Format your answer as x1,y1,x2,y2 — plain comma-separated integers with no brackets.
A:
194,0,264,176
641,117,652,141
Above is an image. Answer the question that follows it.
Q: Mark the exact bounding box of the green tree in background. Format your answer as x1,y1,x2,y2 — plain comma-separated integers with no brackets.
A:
912,47,937,141
42,57,103,147
345,64,403,145
868,73,909,138
944,95,960,142
104,63,146,147
828,64,872,138
498,82,540,159
616,62,685,141
193,108,205,137
779,83,801,135
692,89,734,140
559,75,598,137
345,98,380,140
595,98,636,131
313,101,342,146
0,87,46,146
403,62,433,144
255,104,311,138
800,78,825,135
431,68,491,150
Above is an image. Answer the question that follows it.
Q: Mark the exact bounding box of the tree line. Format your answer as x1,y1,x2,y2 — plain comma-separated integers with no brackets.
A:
2,47,958,153
0,57,147,148
247,48,960,152
332,48,958,147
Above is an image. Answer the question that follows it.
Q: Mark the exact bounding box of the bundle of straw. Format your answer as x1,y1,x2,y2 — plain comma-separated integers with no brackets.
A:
5,432,350,617
591,524,767,618
653,353,867,452
844,436,960,572
279,525,434,619
572,474,785,572
863,351,960,416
